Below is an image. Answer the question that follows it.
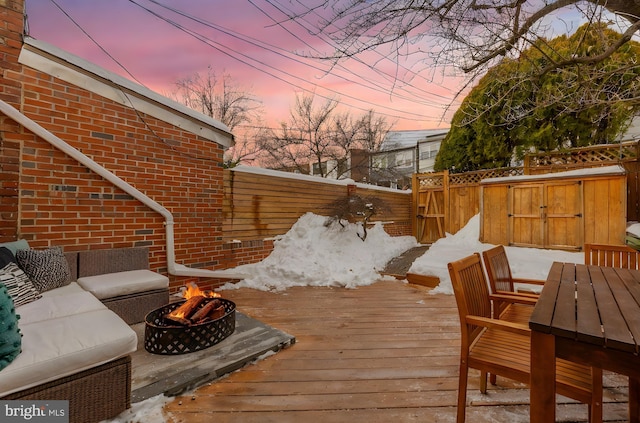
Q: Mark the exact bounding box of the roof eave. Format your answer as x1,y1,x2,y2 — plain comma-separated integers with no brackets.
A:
19,36,234,148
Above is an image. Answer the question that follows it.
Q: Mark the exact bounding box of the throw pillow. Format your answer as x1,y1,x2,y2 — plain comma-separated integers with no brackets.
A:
0,247,17,268
0,239,29,255
0,263,41,307
16,247,71,293
0,282,22,371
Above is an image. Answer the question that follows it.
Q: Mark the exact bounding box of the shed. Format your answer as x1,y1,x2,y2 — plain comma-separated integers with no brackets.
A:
480,165,627,250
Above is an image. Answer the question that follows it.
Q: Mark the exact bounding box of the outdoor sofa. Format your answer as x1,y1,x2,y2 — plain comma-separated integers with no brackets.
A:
0,241,169,423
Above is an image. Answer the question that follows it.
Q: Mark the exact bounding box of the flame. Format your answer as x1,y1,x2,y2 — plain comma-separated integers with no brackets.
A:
172,309,187,319
181,282,221,300
166,283,221,321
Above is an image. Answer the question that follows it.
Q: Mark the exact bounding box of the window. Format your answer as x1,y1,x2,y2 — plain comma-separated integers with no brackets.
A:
395,151,413,168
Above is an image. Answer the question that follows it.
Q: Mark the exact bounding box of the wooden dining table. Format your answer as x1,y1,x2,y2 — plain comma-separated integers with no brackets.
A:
529,262,640,423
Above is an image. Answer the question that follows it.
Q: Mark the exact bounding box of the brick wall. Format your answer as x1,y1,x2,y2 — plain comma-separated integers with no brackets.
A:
0,0,24,243
6,71,231,290
220,239,275,268
0,0,237,292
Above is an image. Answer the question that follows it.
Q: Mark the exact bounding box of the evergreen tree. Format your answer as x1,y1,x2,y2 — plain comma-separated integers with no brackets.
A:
435,24,640,172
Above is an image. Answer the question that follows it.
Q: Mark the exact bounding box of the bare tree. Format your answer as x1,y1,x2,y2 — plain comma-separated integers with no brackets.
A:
325,194,391,241
223,123,269,168
173,66,262,131
257,93,390,179
172,67,264,166
290,1,640,113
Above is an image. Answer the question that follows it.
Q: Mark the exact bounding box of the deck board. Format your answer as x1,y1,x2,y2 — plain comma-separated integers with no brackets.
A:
163,279,630,422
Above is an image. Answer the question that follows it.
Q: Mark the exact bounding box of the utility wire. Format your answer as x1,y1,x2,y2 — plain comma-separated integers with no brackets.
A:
147,0,449,109
262,0,460,102
43,0,219,162
39,0,454,125
48,0,146,87
127,0,439,122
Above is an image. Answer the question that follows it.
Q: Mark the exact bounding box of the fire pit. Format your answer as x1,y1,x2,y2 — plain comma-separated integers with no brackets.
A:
144,285,236,355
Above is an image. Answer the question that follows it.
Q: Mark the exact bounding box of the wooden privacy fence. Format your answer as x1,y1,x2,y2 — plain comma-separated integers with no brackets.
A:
222,166,412,242
412,168,523,244
413,140,640,246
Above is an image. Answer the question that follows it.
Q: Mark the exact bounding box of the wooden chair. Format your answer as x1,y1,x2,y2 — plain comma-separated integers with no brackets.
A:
482,245,542,325
448,253,603,423
584,243,640,269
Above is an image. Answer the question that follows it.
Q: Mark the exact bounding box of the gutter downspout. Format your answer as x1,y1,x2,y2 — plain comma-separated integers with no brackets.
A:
0,99,247,279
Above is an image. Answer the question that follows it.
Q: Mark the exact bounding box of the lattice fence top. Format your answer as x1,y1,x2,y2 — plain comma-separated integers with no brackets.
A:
528,141,638,167
415,140,639,189
416,167,523,188
417,173,445,188
449,168,523,186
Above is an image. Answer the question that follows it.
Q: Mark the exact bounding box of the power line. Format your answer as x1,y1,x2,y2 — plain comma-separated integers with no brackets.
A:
35,0,456,125
127,0,442,123
148,0,450,109
47,0,146,87
263,0,460,102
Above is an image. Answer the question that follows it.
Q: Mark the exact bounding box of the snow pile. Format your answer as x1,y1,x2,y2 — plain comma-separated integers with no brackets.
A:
221,211,583,295
409,214,583,294
628,223,640,238
408,214,490,294
220,212,419,291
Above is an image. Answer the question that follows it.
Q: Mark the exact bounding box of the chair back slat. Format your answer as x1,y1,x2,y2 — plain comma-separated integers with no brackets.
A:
448,253,492,346
482,245,515,293
585,243,640,269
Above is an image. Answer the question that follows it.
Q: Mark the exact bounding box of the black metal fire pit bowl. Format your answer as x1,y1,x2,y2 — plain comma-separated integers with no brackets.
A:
144,298,236,355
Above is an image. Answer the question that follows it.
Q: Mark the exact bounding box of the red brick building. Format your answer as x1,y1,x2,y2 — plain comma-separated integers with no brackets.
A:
0,0,243,291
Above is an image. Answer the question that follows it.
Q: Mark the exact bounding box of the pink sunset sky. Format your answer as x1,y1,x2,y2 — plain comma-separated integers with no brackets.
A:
24,1,603,135
24,0,468,132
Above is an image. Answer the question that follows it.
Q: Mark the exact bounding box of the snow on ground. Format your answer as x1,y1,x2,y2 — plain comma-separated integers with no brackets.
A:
219,212,419,291
104,394,172,423
220,212,582,295
409,214,583,295
105,211,584,422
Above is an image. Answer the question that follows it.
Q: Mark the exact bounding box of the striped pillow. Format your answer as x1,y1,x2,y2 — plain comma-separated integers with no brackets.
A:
0,262,41,307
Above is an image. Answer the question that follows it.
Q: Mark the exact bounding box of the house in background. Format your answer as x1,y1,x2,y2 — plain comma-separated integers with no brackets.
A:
620,116,640,141
369,129,449,189
268,130,448,189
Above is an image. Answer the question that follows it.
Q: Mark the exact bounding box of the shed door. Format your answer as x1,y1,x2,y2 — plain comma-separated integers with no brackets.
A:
544,181,582,250
508,181,583,250
509,184,544,248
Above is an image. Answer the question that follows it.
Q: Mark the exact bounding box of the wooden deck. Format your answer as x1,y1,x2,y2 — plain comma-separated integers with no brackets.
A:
163,280,630,422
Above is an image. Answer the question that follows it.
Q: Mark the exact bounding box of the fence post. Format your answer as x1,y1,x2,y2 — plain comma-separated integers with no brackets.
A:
412,173,419,241
443,170,450,235
523,155,531,175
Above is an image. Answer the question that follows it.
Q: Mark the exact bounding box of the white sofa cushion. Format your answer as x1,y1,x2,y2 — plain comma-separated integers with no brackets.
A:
0,309,137,397
39,281,86,297
77,269,169,300
16,289,106,325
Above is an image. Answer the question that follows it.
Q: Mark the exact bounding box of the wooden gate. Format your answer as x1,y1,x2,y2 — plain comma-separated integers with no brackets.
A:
413,173,447,244
508,181,583,250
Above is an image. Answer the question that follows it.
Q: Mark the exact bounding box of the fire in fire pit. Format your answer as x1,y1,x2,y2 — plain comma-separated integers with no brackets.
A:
144,283,236,355
165,283,224,326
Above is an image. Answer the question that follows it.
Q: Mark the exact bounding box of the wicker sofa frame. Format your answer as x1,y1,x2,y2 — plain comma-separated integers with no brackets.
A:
2,356,131,423
74,247,170,324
